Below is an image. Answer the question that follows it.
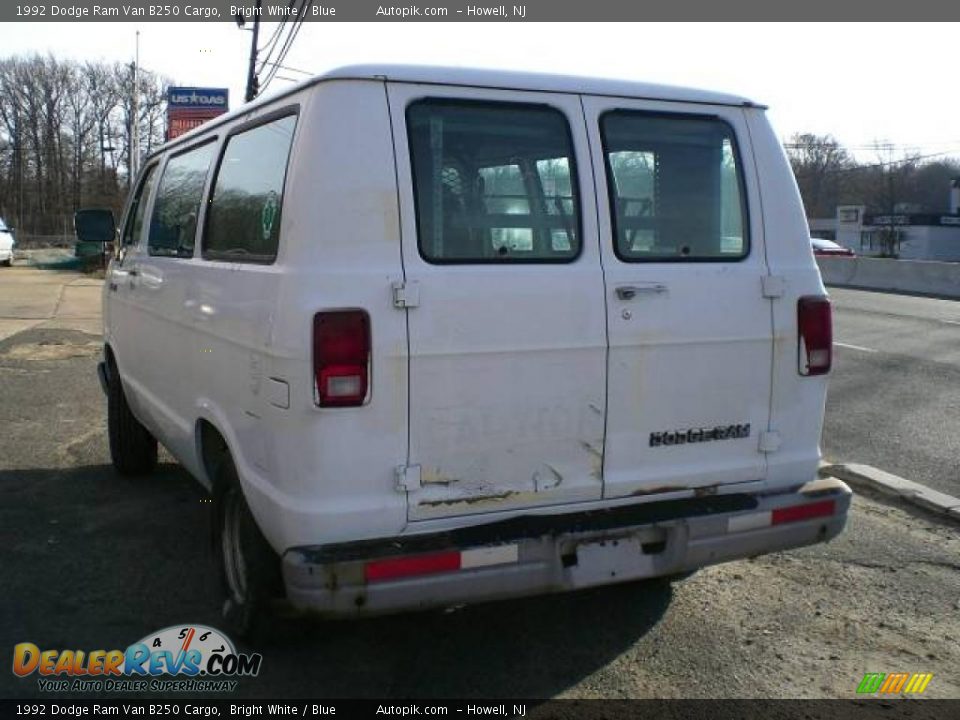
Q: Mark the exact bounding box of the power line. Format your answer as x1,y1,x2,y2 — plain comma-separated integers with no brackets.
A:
784,140,960,152
259,0,311,95
258,20,285,58
255,0,297,76
793,148,960,179
261,61,312,76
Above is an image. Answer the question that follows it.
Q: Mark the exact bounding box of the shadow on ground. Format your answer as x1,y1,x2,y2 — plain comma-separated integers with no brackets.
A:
0,462,673,699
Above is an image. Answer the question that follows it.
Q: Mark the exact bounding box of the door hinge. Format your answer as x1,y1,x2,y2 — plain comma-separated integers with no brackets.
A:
759,431,782,454
392,280,420,308
395,464,421,492
761,275,785,298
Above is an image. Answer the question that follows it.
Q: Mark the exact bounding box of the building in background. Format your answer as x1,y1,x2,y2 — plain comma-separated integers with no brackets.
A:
812,180,960,261
166,87,229,140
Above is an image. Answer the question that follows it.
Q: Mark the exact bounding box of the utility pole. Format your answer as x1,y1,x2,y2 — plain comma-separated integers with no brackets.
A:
243,0,262,102
131,31,140,181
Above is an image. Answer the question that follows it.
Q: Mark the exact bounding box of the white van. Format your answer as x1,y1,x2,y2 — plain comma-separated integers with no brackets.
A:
99,65,850,634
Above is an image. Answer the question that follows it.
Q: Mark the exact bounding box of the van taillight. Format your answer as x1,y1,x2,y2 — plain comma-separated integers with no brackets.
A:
798,296,832,376
313,311,370,407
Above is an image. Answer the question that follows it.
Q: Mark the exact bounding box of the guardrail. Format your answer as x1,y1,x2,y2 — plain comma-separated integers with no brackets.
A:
816,256,960,299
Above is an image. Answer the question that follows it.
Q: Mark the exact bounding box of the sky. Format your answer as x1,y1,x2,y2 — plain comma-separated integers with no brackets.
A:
8,21,960,162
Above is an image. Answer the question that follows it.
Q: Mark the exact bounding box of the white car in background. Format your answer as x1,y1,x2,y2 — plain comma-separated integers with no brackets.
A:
0,220,14,266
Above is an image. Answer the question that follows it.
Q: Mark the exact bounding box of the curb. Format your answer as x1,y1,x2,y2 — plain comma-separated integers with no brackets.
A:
820,463,960,522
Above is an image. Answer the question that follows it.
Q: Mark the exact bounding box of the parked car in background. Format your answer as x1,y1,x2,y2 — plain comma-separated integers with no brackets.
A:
0,219,15,266
811,237,855,257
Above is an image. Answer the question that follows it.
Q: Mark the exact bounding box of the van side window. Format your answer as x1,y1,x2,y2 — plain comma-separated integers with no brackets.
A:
122,164,157,247
601,112,748,261
204,114,297,263
148,141,217,258
407,100,580,263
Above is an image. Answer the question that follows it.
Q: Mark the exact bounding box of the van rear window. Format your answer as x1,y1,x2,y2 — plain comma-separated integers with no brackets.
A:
600,112,748,262
407,100,580,263
203,113,297,263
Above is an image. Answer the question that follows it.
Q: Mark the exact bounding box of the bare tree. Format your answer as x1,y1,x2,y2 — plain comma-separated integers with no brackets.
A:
0,53,171,236
786,134,853,218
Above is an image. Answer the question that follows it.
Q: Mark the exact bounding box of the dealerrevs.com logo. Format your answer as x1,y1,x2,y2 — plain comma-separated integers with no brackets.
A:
13,625,262,693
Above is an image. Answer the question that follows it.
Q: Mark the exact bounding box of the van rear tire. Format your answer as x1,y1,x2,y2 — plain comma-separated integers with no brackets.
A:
107,361,157,476
215,458,282,639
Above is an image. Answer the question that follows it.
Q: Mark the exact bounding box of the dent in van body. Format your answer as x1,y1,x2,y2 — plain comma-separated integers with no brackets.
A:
533,463,563,492
409,397,605,518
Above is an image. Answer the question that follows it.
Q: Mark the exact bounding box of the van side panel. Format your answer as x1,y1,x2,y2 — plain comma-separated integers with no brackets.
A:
745,109,829,490
239,80,409,551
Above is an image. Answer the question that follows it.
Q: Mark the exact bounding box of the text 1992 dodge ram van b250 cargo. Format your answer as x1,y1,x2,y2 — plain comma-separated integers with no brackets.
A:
99,65,850,635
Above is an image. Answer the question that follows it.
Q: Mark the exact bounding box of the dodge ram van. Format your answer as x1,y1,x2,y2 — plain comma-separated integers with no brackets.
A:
99,65,850,634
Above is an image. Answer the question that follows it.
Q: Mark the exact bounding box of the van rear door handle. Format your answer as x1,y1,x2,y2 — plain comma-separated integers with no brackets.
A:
616,284,667,300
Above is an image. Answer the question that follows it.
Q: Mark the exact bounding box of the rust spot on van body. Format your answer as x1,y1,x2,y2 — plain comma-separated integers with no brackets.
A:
694,485,719,498
420,467,461,486
580,440,604,480
580,440,603,458
420,491,518,508
629,485,687,497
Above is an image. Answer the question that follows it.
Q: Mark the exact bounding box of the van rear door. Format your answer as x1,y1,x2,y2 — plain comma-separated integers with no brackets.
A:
581,97,774,498
388,83,607,521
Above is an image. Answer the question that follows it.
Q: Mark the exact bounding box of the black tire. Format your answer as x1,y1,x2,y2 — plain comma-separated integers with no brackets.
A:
107,359,157,475
215,457,282,639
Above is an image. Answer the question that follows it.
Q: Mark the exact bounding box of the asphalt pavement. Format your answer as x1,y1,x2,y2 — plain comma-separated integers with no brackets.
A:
824,287,960,498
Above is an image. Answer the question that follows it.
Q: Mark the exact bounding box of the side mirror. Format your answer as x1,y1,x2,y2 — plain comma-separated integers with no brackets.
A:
74,208,117,245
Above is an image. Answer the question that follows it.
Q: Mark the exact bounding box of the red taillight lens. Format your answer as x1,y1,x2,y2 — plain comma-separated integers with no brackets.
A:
798,296,832,376
313,311,370,407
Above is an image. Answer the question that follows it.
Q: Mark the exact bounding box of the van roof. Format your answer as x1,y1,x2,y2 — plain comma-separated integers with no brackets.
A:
325,65,759,107
151,64,762,160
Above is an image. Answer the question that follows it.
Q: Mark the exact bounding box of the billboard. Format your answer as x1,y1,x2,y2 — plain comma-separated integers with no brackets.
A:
166,87,229,140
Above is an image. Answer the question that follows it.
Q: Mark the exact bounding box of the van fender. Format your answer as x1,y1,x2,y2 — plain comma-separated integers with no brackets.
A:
193,398,289,552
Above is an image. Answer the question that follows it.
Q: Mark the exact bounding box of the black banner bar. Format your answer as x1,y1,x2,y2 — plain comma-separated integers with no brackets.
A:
4,0,960,22
1,699,958,719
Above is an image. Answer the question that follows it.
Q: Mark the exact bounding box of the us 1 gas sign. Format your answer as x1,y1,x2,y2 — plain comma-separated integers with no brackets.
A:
167,87,228,140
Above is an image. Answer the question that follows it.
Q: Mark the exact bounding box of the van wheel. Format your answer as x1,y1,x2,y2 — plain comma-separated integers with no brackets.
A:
215,458,282,639
107,360,157,475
